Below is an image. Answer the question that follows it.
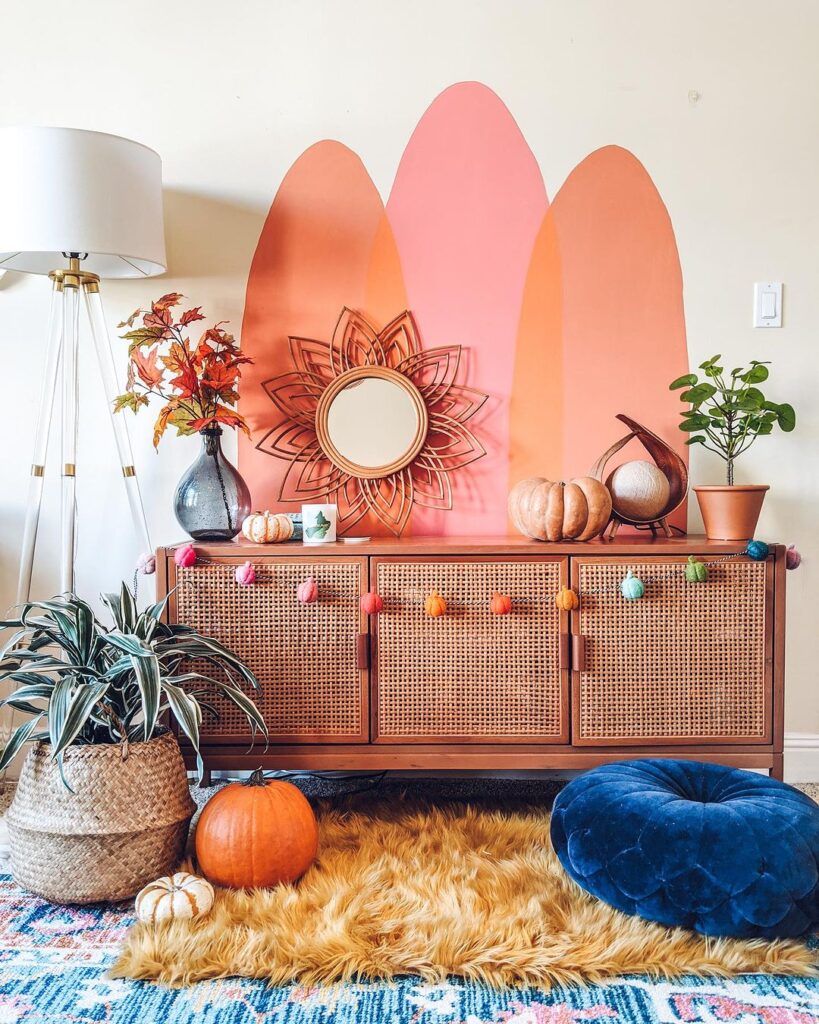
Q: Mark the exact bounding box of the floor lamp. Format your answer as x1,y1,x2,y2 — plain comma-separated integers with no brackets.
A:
0,127,167,600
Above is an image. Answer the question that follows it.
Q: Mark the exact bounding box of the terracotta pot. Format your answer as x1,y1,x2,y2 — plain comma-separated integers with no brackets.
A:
694,485,769,541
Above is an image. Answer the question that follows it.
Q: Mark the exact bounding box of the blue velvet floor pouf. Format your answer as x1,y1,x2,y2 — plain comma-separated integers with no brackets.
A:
550,759,819,939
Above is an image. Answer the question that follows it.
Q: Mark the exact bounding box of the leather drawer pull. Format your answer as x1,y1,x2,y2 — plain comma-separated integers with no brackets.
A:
572,634,587,672
356,633,369,670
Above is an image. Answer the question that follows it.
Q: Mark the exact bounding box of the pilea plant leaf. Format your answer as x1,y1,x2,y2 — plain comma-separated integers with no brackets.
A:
670,355,795,484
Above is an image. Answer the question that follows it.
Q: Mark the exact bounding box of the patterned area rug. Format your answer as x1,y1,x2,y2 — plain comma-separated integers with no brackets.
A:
3,778,819,1021
0,873,818,1023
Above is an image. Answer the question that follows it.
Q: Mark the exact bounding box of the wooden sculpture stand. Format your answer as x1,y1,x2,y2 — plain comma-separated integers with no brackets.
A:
158,535,786,781
604,516,674,539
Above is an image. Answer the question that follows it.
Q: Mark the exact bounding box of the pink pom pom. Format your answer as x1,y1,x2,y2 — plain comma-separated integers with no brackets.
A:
297,576,318,604
360,591,384,615
174,544,197,568
235,561,256,586
786,545,802,570
136,552,156,576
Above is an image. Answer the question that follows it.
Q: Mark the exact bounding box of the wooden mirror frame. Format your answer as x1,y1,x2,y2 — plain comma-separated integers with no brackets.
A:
315,366,429,480
257,308,488,535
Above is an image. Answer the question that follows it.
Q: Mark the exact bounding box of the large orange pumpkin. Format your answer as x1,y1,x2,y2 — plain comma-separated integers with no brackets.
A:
508,477,612,542
195,770,318,889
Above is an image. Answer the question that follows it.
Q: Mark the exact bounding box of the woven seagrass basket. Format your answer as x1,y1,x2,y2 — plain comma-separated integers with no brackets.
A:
7,731,195,904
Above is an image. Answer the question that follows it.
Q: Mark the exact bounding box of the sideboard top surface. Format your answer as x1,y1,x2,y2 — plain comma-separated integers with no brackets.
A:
158,535,783,558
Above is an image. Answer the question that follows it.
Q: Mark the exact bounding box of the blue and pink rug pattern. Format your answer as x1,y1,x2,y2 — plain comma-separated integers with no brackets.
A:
1,874,817,1024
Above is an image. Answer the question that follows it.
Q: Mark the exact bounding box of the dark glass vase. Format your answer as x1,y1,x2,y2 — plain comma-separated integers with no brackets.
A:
174,426,251,540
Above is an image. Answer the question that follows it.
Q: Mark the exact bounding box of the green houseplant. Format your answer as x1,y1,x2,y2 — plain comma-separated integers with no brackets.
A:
670,356,795,540
0,584,267,903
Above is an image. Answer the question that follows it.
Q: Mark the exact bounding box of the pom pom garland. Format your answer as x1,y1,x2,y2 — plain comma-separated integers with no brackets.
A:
164,537,786,609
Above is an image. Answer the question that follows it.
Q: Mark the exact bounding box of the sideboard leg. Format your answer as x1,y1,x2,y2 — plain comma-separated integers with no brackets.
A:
198,767,213,788
771,753,784,781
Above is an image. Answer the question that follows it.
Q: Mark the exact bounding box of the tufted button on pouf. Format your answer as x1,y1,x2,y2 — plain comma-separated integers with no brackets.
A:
550,759,819,939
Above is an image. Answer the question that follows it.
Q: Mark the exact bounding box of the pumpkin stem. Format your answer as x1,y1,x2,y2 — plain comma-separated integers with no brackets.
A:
244,767,268,787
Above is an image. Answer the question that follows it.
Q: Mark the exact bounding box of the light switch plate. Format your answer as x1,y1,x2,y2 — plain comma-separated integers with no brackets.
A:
753,282,782,328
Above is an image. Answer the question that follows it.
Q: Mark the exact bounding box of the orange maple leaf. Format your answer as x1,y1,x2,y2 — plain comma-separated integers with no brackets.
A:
152,293,183,313
201,361,239,394
168,363,199,399
189,406,250,436
131,345,164,388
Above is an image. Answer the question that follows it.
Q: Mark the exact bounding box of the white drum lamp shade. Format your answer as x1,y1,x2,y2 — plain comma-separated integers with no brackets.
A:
0,126,166,277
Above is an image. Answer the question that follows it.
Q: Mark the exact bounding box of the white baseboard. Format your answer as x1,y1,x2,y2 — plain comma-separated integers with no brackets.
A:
784,733,819,783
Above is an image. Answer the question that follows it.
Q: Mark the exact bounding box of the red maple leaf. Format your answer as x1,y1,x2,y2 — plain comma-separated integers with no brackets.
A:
143,306,174,340
180,306,205,326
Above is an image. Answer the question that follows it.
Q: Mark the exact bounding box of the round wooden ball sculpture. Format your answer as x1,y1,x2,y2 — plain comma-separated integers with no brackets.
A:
589,414,689,538
195,770,318,889
606,460,670,521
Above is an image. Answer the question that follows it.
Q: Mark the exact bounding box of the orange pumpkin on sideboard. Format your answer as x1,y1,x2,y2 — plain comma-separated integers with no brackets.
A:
195,770,318,889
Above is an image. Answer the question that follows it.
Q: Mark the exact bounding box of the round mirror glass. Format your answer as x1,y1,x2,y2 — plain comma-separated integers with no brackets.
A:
325,375,422,473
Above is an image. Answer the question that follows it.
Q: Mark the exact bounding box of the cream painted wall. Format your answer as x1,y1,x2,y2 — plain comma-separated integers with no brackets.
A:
0,0,817,736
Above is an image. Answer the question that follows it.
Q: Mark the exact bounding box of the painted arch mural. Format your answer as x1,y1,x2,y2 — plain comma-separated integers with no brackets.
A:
239,82,689,536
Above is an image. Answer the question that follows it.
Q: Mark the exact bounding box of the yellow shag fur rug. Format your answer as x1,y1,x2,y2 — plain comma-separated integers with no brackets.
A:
113,799,817,988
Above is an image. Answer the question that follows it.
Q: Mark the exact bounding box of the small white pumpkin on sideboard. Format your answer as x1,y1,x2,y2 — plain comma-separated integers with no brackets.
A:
241,510,294,544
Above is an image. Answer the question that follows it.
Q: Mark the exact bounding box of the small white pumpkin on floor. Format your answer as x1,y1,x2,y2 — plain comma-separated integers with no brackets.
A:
134,871,214,924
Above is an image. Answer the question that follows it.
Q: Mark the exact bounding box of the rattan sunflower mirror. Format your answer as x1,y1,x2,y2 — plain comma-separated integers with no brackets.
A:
257,308,488,535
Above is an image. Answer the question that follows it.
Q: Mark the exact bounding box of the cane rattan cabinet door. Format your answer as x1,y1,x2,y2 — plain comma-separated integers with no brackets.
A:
170,556,368,744
372,557,569,743
571,555,773,746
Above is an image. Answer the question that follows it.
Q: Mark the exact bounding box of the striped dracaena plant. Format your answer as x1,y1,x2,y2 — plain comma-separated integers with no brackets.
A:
0,584,267,785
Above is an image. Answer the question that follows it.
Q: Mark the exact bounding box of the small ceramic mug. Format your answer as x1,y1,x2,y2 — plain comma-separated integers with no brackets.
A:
301,504,338,544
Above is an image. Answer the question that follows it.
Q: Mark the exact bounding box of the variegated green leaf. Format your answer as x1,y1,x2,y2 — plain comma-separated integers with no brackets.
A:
0,715,45,772
162,681,204,780
130,653,161,740
51,680,110,757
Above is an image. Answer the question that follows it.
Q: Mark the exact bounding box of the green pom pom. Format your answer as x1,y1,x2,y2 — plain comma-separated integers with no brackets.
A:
620,570,645,600
745,539,770,562
685,556,708,583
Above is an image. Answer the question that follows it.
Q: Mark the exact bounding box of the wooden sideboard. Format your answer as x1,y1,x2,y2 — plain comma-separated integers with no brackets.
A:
157,536,786,779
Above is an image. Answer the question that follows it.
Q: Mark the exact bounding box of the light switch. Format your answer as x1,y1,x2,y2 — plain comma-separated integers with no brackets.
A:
753,282,782,328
